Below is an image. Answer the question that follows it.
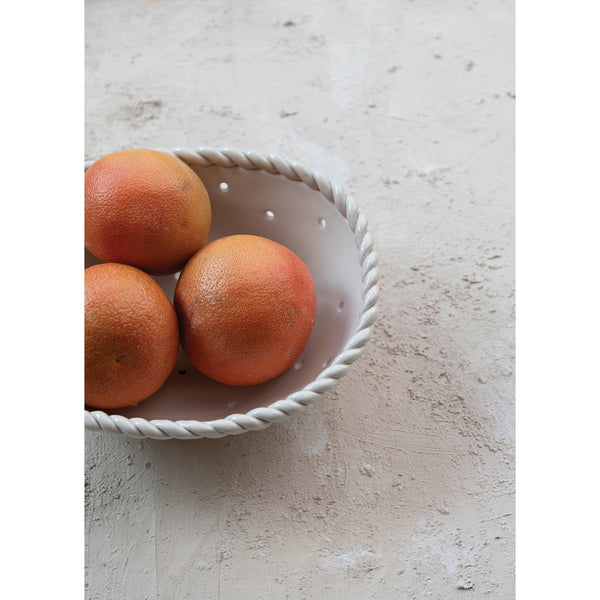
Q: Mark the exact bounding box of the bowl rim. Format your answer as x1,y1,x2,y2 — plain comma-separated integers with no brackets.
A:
84,146,380,440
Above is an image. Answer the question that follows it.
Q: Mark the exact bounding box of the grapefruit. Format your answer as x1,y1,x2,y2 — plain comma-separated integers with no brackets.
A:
174,234,316,386
85,148,211,274
85,262,179,409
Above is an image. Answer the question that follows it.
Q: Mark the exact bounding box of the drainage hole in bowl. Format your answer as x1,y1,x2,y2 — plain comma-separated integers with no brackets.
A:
219,182,229,192
178,369,187,375
337,301,345,312
265,210,275,220
318,217,327,229
293,360,304,370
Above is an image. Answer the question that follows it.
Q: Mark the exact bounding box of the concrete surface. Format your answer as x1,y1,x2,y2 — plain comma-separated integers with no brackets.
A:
85,0,515,598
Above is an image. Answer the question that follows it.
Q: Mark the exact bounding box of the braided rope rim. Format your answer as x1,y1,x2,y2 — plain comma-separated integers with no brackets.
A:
84,147,380,440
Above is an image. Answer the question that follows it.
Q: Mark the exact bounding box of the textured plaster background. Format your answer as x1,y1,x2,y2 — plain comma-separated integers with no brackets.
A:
85,0,515,598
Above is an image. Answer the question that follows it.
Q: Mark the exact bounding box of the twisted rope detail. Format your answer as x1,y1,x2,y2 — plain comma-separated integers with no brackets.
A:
85,147,380,439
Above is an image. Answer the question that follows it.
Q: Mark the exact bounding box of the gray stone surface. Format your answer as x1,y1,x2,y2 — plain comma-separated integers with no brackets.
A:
85,1,515,598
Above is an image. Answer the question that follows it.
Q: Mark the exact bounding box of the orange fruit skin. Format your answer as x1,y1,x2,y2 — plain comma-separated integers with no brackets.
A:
85,263,180,409
174,235,317,386
85,149,212,275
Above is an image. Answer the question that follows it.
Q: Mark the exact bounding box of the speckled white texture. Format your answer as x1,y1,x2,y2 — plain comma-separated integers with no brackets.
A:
85,0,515,598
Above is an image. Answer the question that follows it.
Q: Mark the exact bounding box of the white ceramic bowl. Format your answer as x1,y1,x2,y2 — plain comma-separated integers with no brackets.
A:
84,147,379,439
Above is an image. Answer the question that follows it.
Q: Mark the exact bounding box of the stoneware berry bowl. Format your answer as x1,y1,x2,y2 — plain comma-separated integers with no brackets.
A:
84,147,379,439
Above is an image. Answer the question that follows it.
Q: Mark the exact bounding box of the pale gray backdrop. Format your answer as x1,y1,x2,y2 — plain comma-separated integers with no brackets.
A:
85,1,515,598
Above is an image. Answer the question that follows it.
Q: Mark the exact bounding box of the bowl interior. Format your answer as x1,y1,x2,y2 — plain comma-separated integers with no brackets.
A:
85,164,364,421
